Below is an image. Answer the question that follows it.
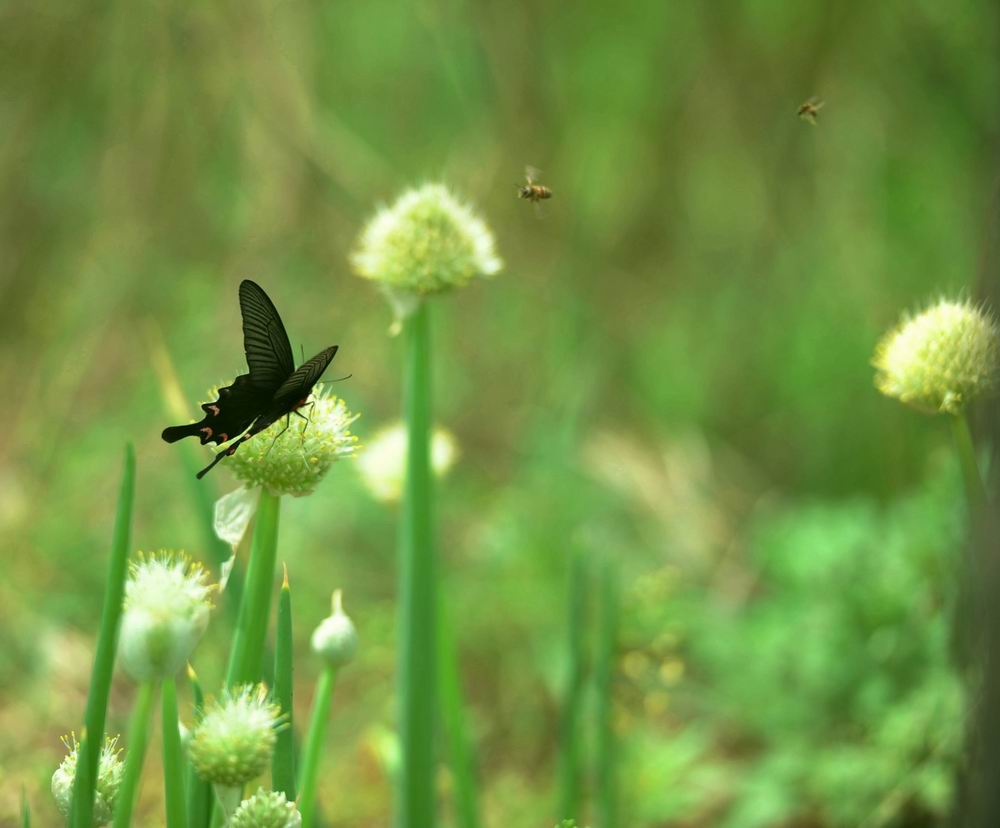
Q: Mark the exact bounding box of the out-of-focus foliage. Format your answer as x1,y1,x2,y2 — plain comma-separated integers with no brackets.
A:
623,454,964,826
0,0,996,823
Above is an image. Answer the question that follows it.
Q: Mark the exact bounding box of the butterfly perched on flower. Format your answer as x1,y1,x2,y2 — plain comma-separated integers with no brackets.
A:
162,280,339,478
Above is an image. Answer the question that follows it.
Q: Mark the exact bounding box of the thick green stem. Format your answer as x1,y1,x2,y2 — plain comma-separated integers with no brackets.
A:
71,445,135,828
272,569,296,799
951,414,988,514
558,553,587,821
112,682,155,828
185,667,211,828
595,560,619,828
298,664,337,828
226,490,281,687
397,301,437,828
437,595,480,828
162,678,187,828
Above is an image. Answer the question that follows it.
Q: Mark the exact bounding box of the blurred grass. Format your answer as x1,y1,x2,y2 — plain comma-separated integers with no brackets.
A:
0,0,997,824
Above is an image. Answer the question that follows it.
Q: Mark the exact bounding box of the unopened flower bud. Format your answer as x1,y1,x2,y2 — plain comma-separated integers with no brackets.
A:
310,590,358,668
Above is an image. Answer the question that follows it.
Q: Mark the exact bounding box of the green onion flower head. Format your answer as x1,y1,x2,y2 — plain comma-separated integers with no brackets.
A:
873,298,1000,415
52,735,123,825
310,589,358,668
351,183,502,317
356,420,458,502
230,788,302,828
189,684,282,786
223,390,360,497
119,552,213,681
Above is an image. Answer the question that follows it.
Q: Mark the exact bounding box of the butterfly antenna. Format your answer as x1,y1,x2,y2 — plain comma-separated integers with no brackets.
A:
316,374,353,385
300,343,305,363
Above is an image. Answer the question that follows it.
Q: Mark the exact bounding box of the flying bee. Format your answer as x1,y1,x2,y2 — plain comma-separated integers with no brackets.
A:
518,166,552,204
797,96,825,125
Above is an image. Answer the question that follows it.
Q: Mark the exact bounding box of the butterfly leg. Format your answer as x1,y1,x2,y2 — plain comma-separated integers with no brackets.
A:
264,415,292,458
295,401,316,446
196,433,252,479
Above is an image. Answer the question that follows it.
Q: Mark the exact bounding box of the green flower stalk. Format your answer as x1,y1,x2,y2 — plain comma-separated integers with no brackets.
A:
353,184,500,828
188,684,283,790
112,683,155,828
223,390,360,498
299,590,358,828
119,552,214,681
53,735,124,826
230,789,302,828
357,421,458,503
873,298,1000,416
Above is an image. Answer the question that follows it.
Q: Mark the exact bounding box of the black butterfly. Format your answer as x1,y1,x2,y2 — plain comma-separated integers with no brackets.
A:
162,280,339,479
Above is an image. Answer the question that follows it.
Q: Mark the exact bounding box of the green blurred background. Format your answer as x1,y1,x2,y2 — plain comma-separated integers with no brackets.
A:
1,0,998,824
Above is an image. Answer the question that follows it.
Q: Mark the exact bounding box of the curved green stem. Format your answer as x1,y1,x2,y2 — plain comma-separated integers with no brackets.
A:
162,678,187,828
226,490,281,687
398,301,437,828
112,682,155,828
951,414,988,514
298,664,337,828
185,667,211,828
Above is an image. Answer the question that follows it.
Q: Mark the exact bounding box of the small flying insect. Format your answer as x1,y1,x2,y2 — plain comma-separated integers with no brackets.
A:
518,166,553,204
797,96,825,125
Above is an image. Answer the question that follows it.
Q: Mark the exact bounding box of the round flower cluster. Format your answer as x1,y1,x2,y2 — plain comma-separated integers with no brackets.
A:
873,298,1000,415
351,184,502,315
221,390,360,497
230,788,302,828
356,421,458,502
188,684,282,786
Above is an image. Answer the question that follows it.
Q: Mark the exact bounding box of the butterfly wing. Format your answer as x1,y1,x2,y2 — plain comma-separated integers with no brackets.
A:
239,280,295,392
270,346,339,412
161,373,269,446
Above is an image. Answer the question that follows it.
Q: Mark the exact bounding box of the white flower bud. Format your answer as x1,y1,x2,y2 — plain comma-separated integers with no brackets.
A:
119,552,213,681
310,590,358,668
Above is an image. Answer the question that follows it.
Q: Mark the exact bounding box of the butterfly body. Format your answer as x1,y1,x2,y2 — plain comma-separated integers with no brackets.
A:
162,281,339,478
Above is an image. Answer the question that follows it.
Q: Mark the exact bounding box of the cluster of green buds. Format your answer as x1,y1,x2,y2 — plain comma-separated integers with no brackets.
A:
51,735,124,825
221,389,360,497
188,684,283,789
230,788,302,828
118,552,214,681
873,297,1000,415
356,420,458,502
351,183,502,320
